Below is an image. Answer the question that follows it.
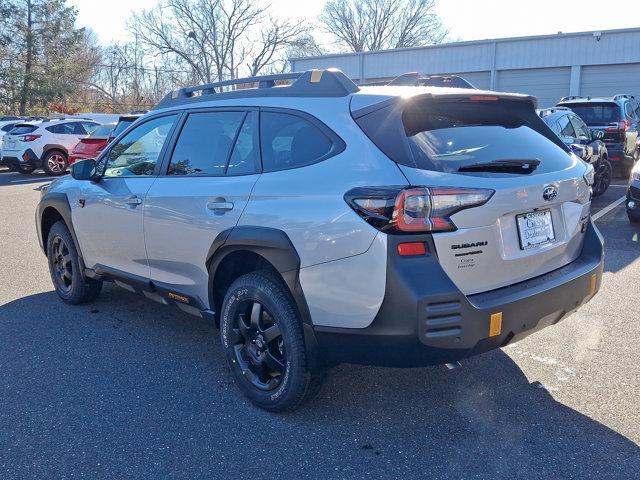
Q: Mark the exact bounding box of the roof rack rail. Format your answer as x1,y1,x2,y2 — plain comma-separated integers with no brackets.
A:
386,72,476,89
559,95,585,102
538,106,571,117
154,69,359,109
613,94,635,101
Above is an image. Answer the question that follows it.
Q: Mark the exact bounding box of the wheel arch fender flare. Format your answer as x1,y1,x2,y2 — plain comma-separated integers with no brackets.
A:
37,192,84,269
42,145,69,158
207,226,321,366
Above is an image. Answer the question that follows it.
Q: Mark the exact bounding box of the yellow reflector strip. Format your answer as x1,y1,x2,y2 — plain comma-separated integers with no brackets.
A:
590,274,597,295
310,70,323,83
489,312,502,337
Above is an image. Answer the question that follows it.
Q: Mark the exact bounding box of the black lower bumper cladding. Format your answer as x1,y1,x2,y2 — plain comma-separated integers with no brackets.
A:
314,221,604,368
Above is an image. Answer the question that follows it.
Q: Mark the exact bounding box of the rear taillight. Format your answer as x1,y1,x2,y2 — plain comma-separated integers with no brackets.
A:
345,186,494,234
605,120,630,132
20,134,41,142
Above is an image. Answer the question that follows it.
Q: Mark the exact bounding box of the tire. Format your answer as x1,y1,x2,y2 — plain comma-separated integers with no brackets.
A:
629,211,640,224
592,158,612,197
46,221,102,305
220,271,324,412
17,165,36,174
42,150,68,176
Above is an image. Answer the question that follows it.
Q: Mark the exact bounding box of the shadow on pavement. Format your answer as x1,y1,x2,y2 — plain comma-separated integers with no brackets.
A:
1,287,637,479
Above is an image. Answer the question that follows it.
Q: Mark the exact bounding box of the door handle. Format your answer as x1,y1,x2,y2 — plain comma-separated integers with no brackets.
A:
124,196,143,206
206,201,234,212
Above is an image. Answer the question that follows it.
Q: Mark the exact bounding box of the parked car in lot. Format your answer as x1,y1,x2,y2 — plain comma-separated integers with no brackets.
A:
627,162,640,223
69,123,115,165
36,69,603,412
0,120,29,161
539,107,611,196
557,95,640,176
0,118,100,175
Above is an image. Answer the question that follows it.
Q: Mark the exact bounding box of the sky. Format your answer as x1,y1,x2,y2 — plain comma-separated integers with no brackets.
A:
69,0,639,47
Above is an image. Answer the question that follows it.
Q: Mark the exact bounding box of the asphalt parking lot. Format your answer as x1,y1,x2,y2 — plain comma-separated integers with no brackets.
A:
0,169,638,479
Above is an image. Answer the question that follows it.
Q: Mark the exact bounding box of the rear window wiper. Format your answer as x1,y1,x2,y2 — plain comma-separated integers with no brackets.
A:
458,159,540,173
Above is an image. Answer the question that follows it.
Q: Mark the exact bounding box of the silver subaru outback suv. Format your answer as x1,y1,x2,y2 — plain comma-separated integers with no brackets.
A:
36,69,604,411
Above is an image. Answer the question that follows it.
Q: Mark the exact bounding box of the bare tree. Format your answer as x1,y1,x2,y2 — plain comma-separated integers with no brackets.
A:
320,0,447,53
129,0,309,84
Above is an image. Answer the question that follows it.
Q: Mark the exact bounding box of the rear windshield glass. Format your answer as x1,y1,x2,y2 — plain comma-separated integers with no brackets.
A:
90,124,115,137
113,119,136,137
400,99,572,174
9,125,37,135
562,103,621,126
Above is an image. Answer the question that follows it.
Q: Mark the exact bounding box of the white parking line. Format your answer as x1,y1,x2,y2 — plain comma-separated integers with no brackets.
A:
10,177,54,184
592,196,627,222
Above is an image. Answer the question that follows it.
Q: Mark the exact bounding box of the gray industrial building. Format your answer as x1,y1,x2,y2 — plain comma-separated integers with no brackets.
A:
290,28,640,107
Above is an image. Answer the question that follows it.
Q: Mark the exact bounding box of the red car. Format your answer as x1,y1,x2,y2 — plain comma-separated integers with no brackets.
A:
69,123,115,165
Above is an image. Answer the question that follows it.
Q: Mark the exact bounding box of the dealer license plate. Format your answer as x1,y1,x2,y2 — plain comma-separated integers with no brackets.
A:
516,210,555,250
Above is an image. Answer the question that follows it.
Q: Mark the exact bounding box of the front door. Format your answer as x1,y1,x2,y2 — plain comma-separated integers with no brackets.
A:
143,110,261,306
73,114,179,278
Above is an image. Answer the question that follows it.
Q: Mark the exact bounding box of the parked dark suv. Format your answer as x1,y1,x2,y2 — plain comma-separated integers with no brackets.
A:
539,107,611,196
557,95,640,176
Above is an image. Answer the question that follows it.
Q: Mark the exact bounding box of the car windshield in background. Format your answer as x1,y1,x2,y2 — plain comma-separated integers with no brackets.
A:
112,119,136,137
90,124,115,138
9,125,37,135
564,103,621,126
402,99,573,175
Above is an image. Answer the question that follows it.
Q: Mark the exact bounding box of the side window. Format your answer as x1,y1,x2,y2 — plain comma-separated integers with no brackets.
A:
82,122,99,135
227,112,258,176
102,115,177,178
69,122,86,135
557,115,575,139
260,112,333,172
569,115,590,139
46,124,62,134
168,111,245,176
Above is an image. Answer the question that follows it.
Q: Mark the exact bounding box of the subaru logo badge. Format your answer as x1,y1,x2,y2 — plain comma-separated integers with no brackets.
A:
542,185,558,202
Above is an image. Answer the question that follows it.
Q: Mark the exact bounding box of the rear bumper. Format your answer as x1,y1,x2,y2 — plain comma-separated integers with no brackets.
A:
69,153,94,165
314,221,604,368
604,144,632,166
0,149,40,169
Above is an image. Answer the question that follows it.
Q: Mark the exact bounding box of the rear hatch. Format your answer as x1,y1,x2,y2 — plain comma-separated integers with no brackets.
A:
354,93,592,295
1,124,38,155
558,102,625,145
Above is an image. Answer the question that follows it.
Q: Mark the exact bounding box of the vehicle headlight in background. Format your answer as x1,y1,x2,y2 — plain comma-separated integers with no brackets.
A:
583,163,595,187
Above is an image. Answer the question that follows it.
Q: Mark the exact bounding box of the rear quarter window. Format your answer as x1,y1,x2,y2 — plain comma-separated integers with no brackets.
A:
259,112,339,172
9,125,37,135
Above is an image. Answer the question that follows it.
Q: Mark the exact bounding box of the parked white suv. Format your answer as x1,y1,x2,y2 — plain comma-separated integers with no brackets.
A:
1,118,100,175
36,69,604,411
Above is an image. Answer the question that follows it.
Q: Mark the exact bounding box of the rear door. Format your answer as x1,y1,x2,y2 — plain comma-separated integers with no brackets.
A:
143,108,261,306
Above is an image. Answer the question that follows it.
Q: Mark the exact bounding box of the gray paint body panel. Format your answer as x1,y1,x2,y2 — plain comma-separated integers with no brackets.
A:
299,233,387,328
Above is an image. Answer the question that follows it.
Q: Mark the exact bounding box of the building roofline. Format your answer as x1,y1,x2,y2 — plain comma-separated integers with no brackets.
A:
290,27,640,62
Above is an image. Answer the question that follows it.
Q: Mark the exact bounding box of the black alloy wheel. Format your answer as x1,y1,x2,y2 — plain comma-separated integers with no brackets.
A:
50,234,74,294
230,300,286,391
220,271,325,412
592,159,612,197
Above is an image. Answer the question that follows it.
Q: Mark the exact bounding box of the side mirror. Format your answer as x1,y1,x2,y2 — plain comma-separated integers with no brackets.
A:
71,158,99,181
591,129,605,140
